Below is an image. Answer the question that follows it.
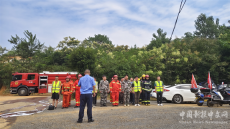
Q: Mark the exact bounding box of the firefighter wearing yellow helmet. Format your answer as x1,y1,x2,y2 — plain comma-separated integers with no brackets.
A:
139,74,146,104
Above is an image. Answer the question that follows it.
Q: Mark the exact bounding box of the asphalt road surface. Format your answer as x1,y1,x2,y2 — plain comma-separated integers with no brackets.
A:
2,97,229,129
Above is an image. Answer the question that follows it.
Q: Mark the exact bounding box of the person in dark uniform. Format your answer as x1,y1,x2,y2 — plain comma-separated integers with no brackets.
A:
140,74,146,104
129,78,134,105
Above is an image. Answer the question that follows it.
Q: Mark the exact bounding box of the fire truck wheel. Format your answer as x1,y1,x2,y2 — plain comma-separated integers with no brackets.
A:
18,88,28,96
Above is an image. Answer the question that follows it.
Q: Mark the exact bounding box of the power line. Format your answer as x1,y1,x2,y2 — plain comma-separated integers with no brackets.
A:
169,0,186,42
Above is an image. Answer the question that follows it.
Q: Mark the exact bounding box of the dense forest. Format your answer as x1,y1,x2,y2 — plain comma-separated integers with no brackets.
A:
0,13,230,89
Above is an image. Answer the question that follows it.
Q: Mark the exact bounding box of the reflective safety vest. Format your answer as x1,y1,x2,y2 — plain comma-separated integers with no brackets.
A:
92,81,98,93
143,80,152,92
155,81,163,92
133,81,141,92
52,81,61,93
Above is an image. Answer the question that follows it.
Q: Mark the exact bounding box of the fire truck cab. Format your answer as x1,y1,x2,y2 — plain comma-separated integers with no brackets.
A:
10,71,78,96
11,73,40,96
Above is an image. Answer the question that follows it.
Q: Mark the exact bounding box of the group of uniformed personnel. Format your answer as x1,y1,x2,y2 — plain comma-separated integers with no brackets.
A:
51,75,82,109
98,74,164,107
51,74,164,108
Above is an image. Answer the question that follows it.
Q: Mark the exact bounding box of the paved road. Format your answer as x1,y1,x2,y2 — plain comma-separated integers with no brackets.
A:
7,99,230,129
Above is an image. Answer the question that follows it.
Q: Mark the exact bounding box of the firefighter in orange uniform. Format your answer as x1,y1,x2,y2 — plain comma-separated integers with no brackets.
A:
110,75,121,106
110,77,113,103
73,74,82,108
68,75,74,106
62,76,72,109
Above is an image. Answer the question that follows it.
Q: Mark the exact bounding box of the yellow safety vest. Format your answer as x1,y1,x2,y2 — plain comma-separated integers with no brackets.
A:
134,81,141,92
155,81,163,92
52,81,61,93
92,81,98,93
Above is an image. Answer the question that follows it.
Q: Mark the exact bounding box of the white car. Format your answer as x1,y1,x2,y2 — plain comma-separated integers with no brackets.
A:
152,84,202,104
150,85,171,98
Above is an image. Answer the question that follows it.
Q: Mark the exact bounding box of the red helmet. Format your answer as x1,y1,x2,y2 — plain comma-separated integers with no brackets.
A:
68,75,71,78
78,74,82,77
113,75,118,78
66,76,70,79
145,75,149,78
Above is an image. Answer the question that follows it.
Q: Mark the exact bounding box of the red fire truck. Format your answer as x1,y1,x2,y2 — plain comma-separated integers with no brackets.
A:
10,71,78,96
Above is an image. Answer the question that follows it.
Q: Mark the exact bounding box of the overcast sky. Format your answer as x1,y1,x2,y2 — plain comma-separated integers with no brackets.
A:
0,0,230,49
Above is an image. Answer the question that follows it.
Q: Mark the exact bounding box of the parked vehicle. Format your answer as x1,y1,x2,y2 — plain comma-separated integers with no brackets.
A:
195,81,216,107
161,84,203,104
10,71,78,96
190,85,205,106
194,92,205,106
150,85,171,98
202,84,230,107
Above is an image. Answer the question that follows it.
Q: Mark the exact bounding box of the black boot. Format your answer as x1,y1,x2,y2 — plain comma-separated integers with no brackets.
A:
88,119,94,123
77,120,82,123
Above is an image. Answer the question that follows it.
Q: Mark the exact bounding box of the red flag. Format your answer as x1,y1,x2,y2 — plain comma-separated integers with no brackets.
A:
207,72,212,89
191,74,198,88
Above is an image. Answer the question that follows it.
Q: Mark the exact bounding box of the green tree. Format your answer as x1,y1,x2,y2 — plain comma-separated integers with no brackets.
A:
0,46,12,89
69,47,96,74
146,28,169,50
194,13,220,38
219,25,230,81
8,30,44,60
57,36,80,49
87,34,113,45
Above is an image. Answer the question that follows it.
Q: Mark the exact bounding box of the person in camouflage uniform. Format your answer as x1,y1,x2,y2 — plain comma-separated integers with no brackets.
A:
99,75,110,107
119,78,124,104
121,75,132,106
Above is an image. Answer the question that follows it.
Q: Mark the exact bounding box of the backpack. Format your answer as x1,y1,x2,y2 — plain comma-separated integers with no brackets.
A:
48,105,54,110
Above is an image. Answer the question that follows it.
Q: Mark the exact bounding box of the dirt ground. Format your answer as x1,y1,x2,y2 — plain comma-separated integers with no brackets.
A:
8,100,230,129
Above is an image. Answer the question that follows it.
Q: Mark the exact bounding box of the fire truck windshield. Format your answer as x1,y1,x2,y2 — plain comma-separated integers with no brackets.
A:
12,75,22,81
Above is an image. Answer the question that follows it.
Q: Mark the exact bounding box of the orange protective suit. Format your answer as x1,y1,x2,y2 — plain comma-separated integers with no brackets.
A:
73,80,81,107
62,82,72,108
110,80,121,106
68,80,74,106
109,82,112,103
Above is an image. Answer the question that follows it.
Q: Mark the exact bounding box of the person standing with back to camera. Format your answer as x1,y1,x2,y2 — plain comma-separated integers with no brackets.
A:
77,69,96,123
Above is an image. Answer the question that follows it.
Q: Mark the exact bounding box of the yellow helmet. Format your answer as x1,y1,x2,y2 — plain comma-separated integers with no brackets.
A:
142,74,145,78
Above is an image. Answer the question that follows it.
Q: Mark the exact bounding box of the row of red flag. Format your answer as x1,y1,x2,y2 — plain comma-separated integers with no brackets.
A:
191,72,212,89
